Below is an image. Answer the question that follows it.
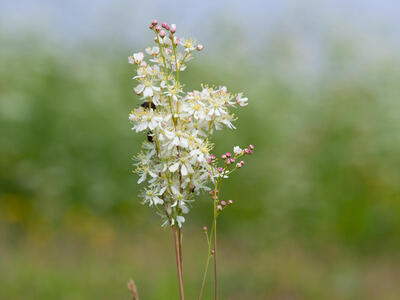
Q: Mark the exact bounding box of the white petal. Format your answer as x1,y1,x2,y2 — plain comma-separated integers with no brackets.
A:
134,84,145,94
137,173,146,184
143,86,153,98
181,164,188,176
169,162,180,173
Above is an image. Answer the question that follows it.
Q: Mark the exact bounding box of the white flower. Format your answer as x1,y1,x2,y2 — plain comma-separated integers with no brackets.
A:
169,157,194,176
164,130,189,149
129,52,144,64
145,46,160,56
134,82,160,98
176,216,185,227
236,93,248,107
233,146,243,155
144,189,164,206
130,111,163,132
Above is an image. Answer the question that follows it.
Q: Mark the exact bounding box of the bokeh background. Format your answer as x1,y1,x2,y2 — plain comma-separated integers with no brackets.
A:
1,1,400,299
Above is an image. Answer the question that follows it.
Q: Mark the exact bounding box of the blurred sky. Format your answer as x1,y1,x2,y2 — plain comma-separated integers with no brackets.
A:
1,0,400,49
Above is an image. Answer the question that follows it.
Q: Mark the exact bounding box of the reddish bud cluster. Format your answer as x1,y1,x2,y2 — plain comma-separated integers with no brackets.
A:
217,199,233,212
209,190,219,197
161,22,170,30
244,144,255,155
150,20,177,37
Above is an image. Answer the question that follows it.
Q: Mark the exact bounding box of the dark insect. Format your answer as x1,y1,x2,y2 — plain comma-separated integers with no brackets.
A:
139,102,156,143
141,101,157,110
147,130,154,143
190,184,196,193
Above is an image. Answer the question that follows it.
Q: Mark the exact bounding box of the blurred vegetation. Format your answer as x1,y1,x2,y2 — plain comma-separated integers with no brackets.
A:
1,27,400,299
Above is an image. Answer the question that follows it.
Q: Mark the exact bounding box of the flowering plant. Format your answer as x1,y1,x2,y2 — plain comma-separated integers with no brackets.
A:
128,20,254,300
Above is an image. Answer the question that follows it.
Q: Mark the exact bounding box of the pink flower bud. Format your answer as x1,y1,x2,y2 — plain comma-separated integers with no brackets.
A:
217,167,223,172
221,154,226,159
155,25,161,32
249,150,254,155
240,160,245,165
226,152,232,158
249,144,255,150
210,155,216,160
217,205,223,211
211,249,215,254
221,201,226,206
152,19,158,26
197,44,204,51
159,30,166,38
236,163,242,168
209,190,214,196
170,24,176,33
149,24,154,29
225,159,231,165
244,148,250,154
230,158,236,163
228,199,233,204
202,226,207,231
161,22,169,30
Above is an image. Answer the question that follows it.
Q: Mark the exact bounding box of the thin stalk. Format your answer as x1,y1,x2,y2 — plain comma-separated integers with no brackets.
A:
173,227,185,300
198,190,220,300
198,217,216,300
213,212,218,300
178,227,183,278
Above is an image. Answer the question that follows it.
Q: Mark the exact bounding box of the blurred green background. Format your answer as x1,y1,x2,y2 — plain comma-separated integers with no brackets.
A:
1,1,400,299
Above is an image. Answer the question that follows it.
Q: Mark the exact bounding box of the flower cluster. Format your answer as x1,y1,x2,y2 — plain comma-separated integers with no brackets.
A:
130,20,250,228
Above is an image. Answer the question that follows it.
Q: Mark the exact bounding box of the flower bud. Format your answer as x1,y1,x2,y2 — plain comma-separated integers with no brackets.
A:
230,158,236,163
240,161,245,167
149,24,154,30
217,205,223,211
152,19,158,26
225,159,231,165
236,162,242,168
197,44,204,51
244,148,250,154
221,154,226,159
202,226,207,231
159,30,166,38
210,155,216,160
217,167,223,172
211,249,215,254
221,200,226,206
170,24,176,33
226,152,232,158
161,22,169,30
155,25,162,32
249,144,255,150
228,199,233,204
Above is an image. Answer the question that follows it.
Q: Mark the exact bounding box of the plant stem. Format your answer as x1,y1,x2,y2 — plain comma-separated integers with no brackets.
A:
198,195,219,300
198,217,215,300
178,227,183,278
173,227,185,300
213,201,218,300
